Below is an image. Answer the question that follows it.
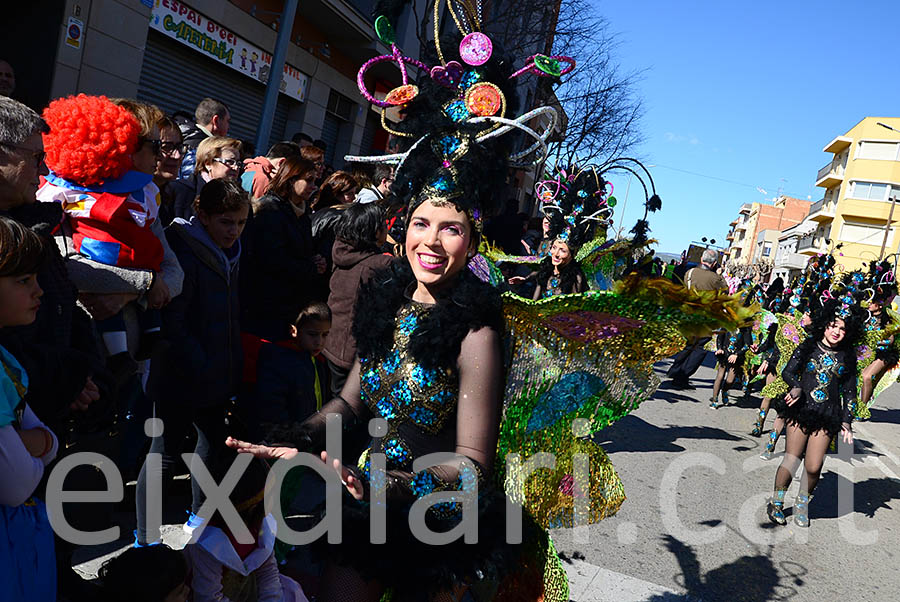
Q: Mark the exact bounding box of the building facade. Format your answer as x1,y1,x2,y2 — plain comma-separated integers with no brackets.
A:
723,196,811,265
805,116,900,271
771,220,816,284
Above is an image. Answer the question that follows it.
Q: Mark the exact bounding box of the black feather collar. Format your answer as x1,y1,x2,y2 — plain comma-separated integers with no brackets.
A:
352,258,503,371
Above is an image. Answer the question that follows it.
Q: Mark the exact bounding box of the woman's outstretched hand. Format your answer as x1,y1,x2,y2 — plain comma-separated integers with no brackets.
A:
320,450,366,501
225,436,299,461
841,424,853,445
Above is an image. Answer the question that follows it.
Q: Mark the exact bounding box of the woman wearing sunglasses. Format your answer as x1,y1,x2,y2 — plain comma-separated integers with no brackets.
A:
169,136,242,222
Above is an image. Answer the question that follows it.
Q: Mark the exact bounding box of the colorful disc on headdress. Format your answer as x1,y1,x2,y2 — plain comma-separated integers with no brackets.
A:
534,55,563,77
374,15,395,45
384,84,418,106
459,32,493,66
465,83,502,117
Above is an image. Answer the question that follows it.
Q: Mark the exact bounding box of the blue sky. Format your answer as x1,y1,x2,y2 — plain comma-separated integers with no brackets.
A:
593,0,900,255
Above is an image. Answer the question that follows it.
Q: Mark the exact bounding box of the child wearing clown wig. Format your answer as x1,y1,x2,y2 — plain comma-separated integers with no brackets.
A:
37,95,166,367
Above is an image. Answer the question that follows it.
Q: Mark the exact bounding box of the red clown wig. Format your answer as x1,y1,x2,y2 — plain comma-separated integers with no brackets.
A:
42,94,140,186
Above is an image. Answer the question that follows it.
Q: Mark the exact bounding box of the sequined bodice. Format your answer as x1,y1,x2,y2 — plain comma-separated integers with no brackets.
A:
359,302,459,469
804,346,845,404
542,275,562,299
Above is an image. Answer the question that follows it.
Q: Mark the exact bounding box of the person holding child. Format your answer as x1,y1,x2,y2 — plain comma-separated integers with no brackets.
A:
38,94,182,381
135,179,249,545
0,216,59,601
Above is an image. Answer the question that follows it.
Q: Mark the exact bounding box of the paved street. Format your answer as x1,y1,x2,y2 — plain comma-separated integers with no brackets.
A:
556,356,900,602
73,355,900,601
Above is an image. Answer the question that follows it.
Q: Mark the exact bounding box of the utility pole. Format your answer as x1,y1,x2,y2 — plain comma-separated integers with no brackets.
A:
879,192,898,261
876,122,900,261
255,0,299,153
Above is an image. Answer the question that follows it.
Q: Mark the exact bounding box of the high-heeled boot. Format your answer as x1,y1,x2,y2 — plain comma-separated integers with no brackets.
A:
793,490,813,527
760,430,779,460
750,409,767,437
767,488,787,525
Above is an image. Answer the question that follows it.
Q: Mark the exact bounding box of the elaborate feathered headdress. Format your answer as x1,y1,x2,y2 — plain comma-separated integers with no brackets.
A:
536,165,612,250
347,0,572,239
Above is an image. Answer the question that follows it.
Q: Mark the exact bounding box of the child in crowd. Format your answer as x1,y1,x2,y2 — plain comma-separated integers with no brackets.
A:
38,94,168,374
183,454,307,601
98,545,189,602
0,217,59,601
254,302,331,432
135,179,249,545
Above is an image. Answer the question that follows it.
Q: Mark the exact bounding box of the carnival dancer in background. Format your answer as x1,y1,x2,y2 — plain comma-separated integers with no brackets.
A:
508,166,612,298
856,260,899,411
766,297,863,528
710,324,751,409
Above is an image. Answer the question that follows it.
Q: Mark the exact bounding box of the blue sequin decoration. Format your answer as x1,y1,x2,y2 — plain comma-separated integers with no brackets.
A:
817,372,831,385
410,471,437,497
837,364,845,376
806,361,816,373
375,398,397,420
391,381,413,406
812,389,827,402
527,371,605,432
409,405,437,426
409,364,437,388
822,355,836,368
382,353,401,375
458,70,482,90
444,99,469,122
430,175,453,193
436,135,462,156
384,438,409,463
430,390,454,405
577,190,588,198
398,312,418,336
363,368,381,391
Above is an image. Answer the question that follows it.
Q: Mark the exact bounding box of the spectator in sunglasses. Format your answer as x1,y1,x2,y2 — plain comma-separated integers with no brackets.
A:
169,136,241,222
154,115,186,226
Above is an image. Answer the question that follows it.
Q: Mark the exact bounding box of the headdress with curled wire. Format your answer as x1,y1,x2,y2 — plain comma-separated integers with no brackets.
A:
347,0,573,239
536,165,612,251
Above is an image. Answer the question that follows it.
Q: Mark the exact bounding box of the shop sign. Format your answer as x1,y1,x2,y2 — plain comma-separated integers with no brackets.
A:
149,0,308,102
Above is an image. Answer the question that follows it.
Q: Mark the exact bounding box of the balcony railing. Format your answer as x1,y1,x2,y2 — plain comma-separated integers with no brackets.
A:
797,234,825,252
775,252,808,270
808,197,836,219
816,162,844,184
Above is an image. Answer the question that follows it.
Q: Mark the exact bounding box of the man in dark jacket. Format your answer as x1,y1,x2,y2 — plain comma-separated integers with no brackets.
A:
176,98,231,179
667,248,728,389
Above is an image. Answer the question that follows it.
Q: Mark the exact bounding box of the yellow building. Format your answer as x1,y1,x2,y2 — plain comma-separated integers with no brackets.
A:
805,117,900,270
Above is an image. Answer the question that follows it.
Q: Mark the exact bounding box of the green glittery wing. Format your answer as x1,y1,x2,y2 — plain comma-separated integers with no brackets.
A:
760,313,806,399
575,236,634,291
496,282,753,529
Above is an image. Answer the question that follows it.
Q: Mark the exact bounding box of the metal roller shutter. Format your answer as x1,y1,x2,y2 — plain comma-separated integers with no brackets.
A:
321,113,341,167
137,31,291,147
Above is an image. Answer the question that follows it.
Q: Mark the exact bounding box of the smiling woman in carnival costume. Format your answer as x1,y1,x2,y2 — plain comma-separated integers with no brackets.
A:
766,296,864,528
226,1,754,600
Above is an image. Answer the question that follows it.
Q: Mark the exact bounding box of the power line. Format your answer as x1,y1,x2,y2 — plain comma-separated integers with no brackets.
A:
648,162,810,200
